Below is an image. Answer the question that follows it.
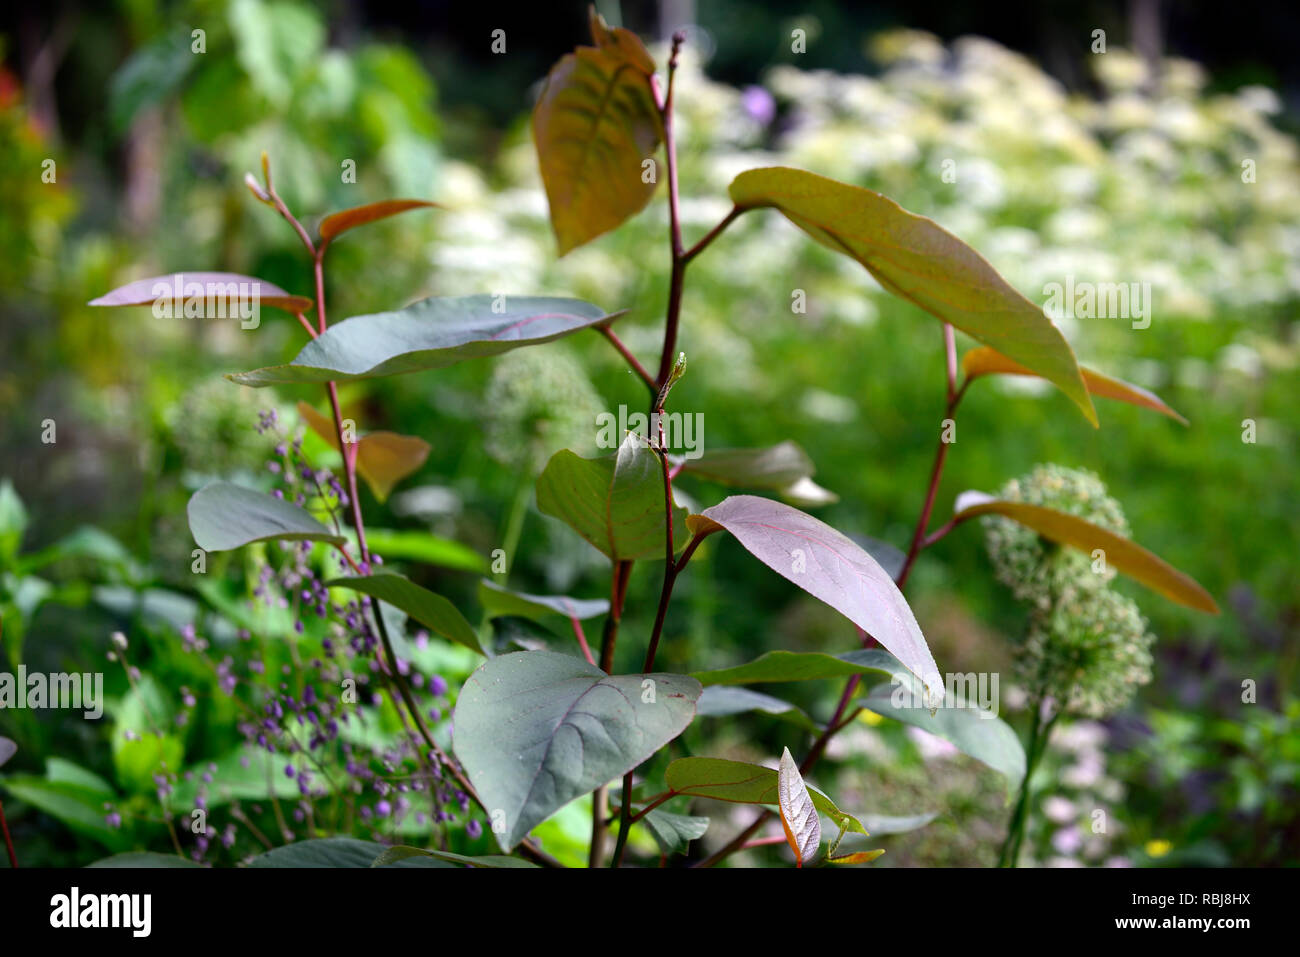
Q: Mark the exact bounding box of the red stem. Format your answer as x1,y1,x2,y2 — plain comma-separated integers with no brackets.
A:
0,798,17,868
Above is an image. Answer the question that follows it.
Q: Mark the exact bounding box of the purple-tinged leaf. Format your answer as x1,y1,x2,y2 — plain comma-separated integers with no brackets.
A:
687,495,942,700
89,273,312,315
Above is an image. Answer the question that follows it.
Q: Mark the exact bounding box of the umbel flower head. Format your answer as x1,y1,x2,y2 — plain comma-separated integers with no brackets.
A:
983,464,1129,610
984,464,1155,718
1020,586,1155,718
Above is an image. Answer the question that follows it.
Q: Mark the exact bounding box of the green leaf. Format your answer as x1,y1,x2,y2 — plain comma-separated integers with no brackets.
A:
0,479,28,562
687,496,942,698
533,8,663,254
695,686,819,732
109,31,197,132
680,441,816,490
370,845,537,868
88,272,312,315
490,615,561,653
951,492,1219,614
664,757,866,836
88,852,203,868
536,433,688,562
1,777,130,852
478,579,609,621
187,482,346,552
453,650,701,849
642,809,710,856
729,167,1096,425
319,199,438,244
858,675,1026,790
778,747,821,866
325,573,485,656
228,295,620,386
364,528,486,574
691,647,902,688
248,838,452,868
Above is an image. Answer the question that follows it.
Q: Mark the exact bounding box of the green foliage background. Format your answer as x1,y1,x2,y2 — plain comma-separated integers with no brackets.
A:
0,1,1296,867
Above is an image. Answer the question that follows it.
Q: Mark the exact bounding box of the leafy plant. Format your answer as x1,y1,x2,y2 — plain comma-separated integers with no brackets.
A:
72,8,1219,870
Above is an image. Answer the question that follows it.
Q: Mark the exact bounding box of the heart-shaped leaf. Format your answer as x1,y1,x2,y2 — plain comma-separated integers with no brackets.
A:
962,346,1188,425
228,295,620,386
533,9,663,254
687,496,942,698
664,757,866,835
453,650,700,850
478,579,609,621
691,647,901,687
778,746,821,866
298,402,430,502
695,686,819,732
187,482,346,552
325,573,485,656
89,272,312,315
858,674,1026,791
951,492,1218,613
643,809,710,856
729,167,1095,425
536,433,688,562
319,199,438,244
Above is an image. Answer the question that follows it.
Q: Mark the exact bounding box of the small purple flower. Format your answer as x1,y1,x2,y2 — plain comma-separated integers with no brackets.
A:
741,85,776,125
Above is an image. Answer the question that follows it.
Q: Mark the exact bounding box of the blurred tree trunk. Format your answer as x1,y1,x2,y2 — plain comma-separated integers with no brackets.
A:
1130,0,1163,94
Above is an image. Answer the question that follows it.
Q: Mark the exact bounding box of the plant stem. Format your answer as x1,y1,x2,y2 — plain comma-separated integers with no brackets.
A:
0,798,17,867
998,701,1059,867
590,559,632,867
598,326,656,393
895,323,962,590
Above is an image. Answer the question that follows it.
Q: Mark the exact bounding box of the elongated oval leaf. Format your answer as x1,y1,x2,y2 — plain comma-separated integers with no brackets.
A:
680,441,816,490
778,747,821,866
363,528,486,573
187,482,346,552
952,493,1219,613
729,167,1096,425
858,675,1026,791
325,573,485,656
478,579,609,621
89,272,312,315
962,346,1188,425
536,433,688,561
533,10,663,255
695,686,819,732
0,736,16,768
642,809,710,856
691,647,901,688
228,295,621,386
453,650,700,849
687,495,942,698
319,199,438,244
664,757,866,836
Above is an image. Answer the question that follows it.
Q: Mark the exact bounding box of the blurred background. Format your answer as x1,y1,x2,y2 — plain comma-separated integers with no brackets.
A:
0,0,1296,867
